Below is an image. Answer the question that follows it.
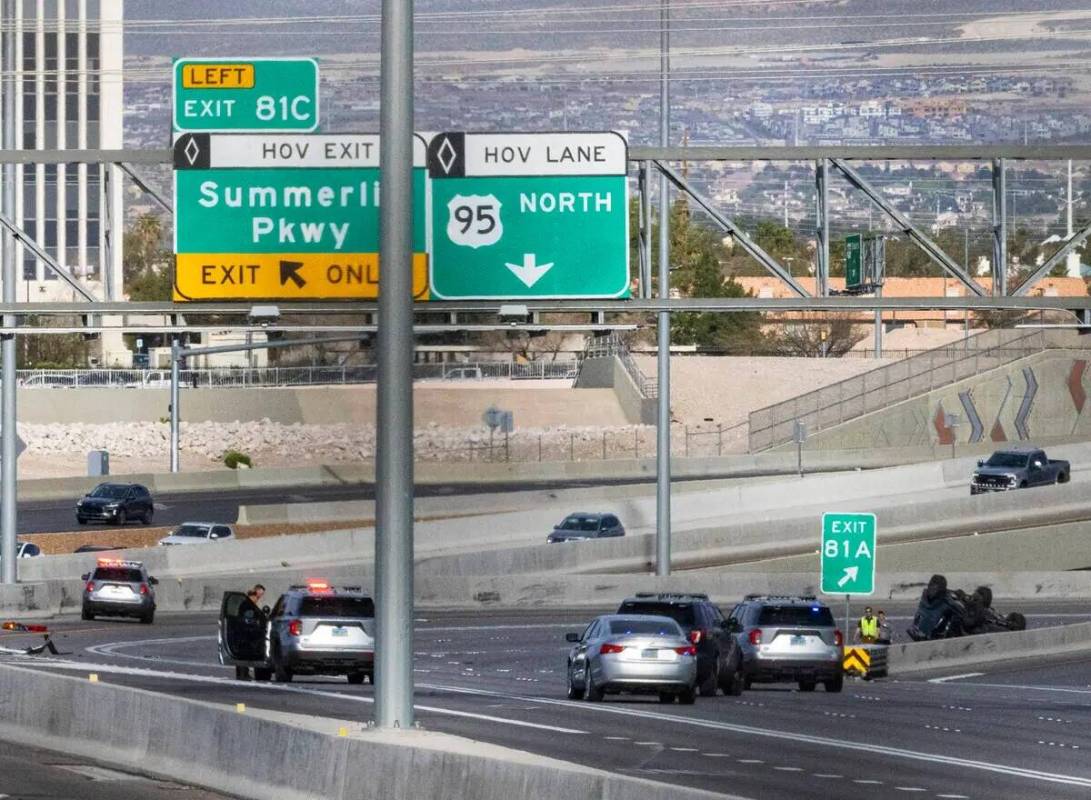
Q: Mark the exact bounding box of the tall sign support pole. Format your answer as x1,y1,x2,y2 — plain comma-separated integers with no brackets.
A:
992,158,1007,296
1,0,18,585
816,159,829,297
169,341,180,473
375,0,415,728
655,0,672,577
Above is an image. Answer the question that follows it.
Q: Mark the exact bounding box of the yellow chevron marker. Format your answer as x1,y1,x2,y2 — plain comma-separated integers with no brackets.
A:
842,647,871,675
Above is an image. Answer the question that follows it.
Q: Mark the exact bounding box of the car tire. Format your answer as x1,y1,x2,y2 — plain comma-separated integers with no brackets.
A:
81,607,93,621
143,508,154,525
1059,472,1070,484
235,666,250,681
677,687,697,705
721,664,745,697
274,657,293,683
347,672,366,685
799,680,817,692
824,674,844,693
584,667,603,702
140,610,154,625
566,662,585,700
658,691,676,704
76,516,87,525
254,668,272,682
699,669,718,698
116,509,127,526
744,677,753,690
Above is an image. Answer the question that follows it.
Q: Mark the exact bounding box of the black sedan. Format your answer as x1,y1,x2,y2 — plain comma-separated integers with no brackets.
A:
548,512,625,543
76,483,155,526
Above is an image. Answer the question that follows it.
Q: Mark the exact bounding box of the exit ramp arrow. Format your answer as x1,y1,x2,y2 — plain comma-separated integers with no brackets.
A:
837,566,859,588
279,260,307,289
505,253,553,288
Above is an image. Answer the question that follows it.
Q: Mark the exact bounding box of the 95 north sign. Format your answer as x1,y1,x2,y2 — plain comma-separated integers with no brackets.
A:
426,132,630,300
820,512,876,596
173,58,319,132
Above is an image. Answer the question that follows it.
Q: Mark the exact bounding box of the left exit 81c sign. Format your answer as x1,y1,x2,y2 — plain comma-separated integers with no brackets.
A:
173,58,319,133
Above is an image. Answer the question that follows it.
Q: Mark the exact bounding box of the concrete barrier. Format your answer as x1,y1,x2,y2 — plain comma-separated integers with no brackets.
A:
0,664,728,800
887,621,1091,676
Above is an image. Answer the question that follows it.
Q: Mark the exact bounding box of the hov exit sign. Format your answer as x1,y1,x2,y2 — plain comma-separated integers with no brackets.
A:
426,132,630,300
173,57,319,132
820,512,876,596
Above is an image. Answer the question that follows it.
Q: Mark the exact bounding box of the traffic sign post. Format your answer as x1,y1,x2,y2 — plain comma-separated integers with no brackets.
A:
172,133,429,301
426,132,630,299
173,58,319,133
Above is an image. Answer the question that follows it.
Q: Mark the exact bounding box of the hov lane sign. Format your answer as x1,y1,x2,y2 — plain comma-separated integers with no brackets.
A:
172,133,429,301
820,512,876,596
427,132,630,299
173,58,319,132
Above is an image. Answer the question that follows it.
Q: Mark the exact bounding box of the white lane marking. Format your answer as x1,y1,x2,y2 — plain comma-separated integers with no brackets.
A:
813,774,842,778
55,765,143,782
928,673,985,684
774,766,803,772
417,682,1091,790
937,795,970,799
634,741,661,746
13,659,587,736
85,636,218,668
894,788,926,793
738,759,764,764
670,747,698,752
703,753,730,758
854,780,883,785
604,736,629,741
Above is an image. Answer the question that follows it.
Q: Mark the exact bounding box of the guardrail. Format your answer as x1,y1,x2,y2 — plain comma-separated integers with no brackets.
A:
16,360,579,388
748,328,1054,451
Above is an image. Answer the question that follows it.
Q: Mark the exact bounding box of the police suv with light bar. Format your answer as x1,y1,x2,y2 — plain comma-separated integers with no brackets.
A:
81,559,158,623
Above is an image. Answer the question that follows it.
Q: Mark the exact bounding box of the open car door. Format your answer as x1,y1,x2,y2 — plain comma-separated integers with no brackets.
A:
218,591,267,665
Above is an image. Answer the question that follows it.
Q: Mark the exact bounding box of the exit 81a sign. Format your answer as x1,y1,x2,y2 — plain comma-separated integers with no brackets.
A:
820,512,876,596
173,58,319,133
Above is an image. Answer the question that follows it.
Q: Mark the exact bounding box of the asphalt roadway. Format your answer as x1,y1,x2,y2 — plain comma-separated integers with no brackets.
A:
5,605,1091,800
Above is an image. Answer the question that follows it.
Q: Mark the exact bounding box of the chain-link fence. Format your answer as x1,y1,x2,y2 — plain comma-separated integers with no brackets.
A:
748,328,1054,451
16,360,579,389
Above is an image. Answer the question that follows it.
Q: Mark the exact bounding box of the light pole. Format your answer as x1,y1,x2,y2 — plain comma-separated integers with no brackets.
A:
655,0,672,577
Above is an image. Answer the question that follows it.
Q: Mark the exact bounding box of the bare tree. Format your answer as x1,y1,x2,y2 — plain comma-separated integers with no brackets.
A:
772,313,867,358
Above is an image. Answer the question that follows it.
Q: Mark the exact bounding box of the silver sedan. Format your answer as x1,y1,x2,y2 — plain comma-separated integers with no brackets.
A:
565,614,698,704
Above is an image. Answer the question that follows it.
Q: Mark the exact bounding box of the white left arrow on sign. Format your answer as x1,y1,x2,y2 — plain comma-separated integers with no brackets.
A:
837,565,858,588
505,253,553,289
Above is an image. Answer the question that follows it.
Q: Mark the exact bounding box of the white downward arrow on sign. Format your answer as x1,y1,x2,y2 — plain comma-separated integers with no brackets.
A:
837,565,859,588
505,253,553,288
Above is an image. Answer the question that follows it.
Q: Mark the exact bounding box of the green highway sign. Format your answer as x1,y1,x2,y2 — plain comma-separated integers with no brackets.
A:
845,233,862,290
820,512,876,596
426,132,630,300
172,133,428,301
173,58,319,132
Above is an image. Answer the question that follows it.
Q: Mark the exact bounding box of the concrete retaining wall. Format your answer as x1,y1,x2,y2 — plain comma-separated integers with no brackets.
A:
0,664,726,800
574,356,655,425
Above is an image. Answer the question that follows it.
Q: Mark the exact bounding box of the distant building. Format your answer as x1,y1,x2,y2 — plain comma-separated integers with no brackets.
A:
2,0,123,302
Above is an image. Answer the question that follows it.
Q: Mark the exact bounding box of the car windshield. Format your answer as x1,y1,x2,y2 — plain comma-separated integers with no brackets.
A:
172,525,210,538
757,605,835,626
92,567,143,582
89,485,128,500
985,453,1029,468
559,516,600,532
608,619,682,637
617,601,696,627
299,596,375,618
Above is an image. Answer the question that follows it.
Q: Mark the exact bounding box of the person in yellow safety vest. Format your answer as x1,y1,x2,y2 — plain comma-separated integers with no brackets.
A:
856,607,879,644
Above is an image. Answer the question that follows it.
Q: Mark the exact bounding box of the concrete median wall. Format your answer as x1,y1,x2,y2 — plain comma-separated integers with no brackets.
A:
0,664,726,800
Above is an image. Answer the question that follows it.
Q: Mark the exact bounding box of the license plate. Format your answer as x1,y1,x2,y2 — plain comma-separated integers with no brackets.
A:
331,627,348,637
641,648,656,658
791,635,806,646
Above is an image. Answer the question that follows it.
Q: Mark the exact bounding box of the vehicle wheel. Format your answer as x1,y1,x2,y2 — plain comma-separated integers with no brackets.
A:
566,663,585,700
81,607,93,621
76,516,87,525
744,677,753,690
116,509,127,526
677,687,697,705
824,674,844,693
140,610,154,624
799,680,817,692
1019,481,1027,489
347,672,366,685
658,691,676,704
721,665,745,697
1059,472,1070,484
1007,612,1027,631
253,668,272,682
142,508,154,525
235,665,251,681
584,667,603,702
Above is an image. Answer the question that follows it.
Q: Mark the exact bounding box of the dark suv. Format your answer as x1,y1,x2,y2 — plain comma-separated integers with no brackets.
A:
76,483,154,526
617,592,744,697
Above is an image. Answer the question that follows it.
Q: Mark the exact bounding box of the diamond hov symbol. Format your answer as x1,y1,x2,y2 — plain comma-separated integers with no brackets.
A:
820,513,876,596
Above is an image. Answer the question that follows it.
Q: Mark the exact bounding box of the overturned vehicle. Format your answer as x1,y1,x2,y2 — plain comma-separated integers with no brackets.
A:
907,575,1027,641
